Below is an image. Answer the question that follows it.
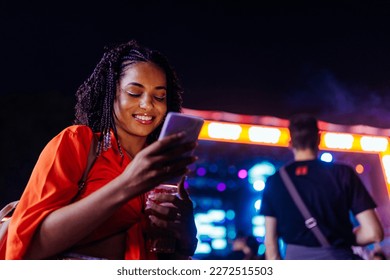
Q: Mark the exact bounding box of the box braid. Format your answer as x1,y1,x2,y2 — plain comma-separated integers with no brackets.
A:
74,40,183,156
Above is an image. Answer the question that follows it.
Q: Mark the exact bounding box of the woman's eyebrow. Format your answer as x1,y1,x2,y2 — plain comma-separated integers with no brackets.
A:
124,82,167,91
125,82,144,88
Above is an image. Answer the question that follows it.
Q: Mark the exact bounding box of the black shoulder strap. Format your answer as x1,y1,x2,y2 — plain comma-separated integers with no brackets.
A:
1,134,98,225
78,134,98,192
279,165,330,247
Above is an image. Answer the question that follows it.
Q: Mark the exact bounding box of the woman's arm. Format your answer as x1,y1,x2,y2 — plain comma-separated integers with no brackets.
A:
24,133,197,259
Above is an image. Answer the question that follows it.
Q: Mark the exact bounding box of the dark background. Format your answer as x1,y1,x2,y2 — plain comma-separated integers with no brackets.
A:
2,1,390,204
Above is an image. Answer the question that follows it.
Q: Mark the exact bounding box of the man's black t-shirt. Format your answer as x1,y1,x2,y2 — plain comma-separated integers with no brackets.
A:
259,159,376,247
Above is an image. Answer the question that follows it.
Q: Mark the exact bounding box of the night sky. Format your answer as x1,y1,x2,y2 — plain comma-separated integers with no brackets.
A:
1,1,390,204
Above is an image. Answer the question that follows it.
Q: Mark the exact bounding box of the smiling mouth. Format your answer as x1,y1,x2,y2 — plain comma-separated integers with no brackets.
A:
133,114,154,123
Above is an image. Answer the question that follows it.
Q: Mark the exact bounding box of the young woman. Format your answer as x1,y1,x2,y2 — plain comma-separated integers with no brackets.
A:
5,40,198,260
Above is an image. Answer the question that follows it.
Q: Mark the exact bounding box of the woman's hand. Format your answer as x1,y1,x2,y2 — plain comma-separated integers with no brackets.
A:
146,177,198,258
120,132,197,198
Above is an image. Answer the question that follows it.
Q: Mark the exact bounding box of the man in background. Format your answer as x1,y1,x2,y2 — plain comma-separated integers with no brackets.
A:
260,114,383,259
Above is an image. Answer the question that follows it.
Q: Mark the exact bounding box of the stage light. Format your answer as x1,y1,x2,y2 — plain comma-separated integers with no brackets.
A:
252,215,265,226
195,242,212,254
252,215,266,237
254,199,262,211
381,155,390,184
320,152,333,162
196,167,207,176
253,226,265,237
248,162,276,184
211,239,227,250
196,224,226,238
360,136,388,152
208,122,242,140
238,169,248,179
226,210,235,220
322,132,354,150
208,209,226,222
355,164,364,174
258,243,266,255
217,182,226,192
248,126,281,144
195,213,213,224
227,230,237,240
253,179,266,191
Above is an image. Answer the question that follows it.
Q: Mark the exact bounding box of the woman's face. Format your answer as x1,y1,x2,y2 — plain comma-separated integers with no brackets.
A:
114,61,167,140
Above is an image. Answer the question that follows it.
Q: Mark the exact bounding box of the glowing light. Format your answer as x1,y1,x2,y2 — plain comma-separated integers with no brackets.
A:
248,126,281,144
238,169,248,179
195,242,211,254
248,162,276,184
323,132,354,149
320,152,333,162
360,136,389,152
211,239,227,250
217,182,226,192
258,243,266,255
381,155,390,184
196,225,226,238
254,199,262,211
207,209,226,222
252,215,265,226
196,167,207,176
198,120,290,147
208,122,242,140
195,213,212,224
226,210,235,220
185,110,390,199
253,179,266,191
209,226,226,238
253,226,266,237
355,164,364,174
196,209,227,224
227,229,236,239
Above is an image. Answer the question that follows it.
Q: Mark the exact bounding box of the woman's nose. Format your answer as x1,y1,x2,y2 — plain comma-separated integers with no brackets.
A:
139,94,152,110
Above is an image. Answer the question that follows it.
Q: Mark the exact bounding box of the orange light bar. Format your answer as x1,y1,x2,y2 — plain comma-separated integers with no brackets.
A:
199,120,290,147
198,119,390,196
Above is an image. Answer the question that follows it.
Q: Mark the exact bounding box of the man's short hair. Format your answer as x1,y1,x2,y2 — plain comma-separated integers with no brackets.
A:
288,114,319,151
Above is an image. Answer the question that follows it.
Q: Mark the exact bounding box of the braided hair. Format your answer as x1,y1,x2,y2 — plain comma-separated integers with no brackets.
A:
74,40,183,155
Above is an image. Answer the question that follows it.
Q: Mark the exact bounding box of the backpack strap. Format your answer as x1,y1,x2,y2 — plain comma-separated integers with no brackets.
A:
279,165,330,247
1,133,98,251
78,134,98,192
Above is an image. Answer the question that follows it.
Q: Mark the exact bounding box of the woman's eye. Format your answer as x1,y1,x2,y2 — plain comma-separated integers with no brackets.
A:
154,95,166,102
126,91,141,97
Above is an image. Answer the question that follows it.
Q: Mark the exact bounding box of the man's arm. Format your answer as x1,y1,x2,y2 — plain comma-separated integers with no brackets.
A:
264,216,281,260
353,209,384,246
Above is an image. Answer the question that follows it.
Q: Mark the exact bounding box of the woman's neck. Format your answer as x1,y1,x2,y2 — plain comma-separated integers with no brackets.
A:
117,133,147,159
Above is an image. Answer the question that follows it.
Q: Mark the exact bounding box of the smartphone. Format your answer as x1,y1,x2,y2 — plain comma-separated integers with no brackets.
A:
158,112,204,185
159,112,204,142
